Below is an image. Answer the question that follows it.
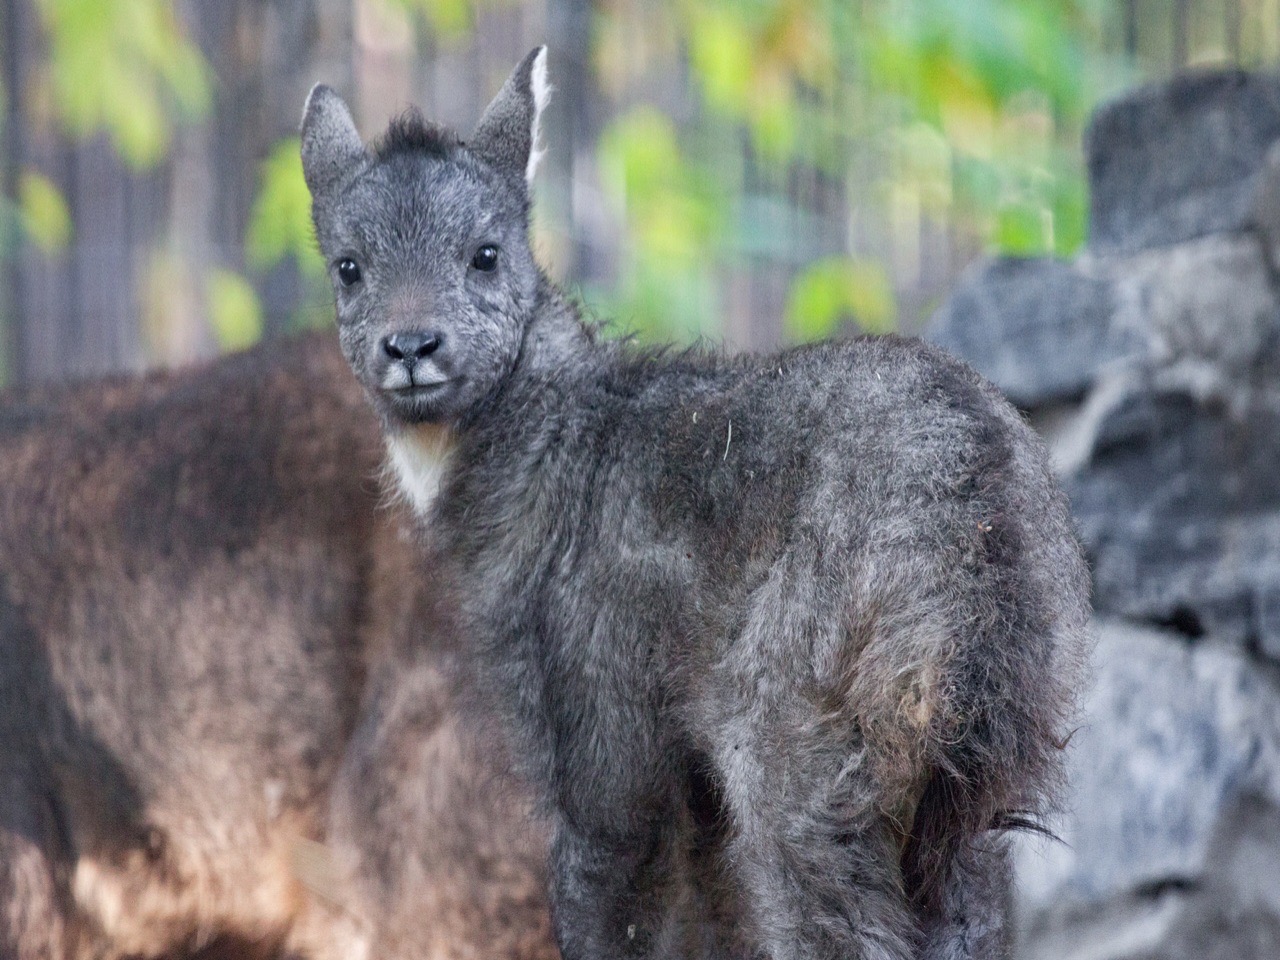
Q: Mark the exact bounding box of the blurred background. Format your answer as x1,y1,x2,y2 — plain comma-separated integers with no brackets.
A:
6,3,1280,958
2,0,1278,385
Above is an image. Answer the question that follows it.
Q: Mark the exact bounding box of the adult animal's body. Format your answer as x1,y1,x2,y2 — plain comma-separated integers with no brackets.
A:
0,335,554,960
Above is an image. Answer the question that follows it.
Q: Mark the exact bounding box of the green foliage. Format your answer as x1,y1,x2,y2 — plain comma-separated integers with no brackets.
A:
246,137,326,285
858,0,1120,256
786,257,896,340
6,0,1162,366
592,0,1131,344
17,169,72,253
596,108,730,339
244,136,335,332
34,0,211,167
207,269,263,352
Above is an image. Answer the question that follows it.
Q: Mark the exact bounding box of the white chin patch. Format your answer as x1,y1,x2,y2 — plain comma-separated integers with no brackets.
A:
386,426,455,517
526,46,552,184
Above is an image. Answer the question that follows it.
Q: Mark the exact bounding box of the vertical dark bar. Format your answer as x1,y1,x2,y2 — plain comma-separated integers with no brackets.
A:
70,135,133,378
1174,0,1191,66
1226,0,1242,60
1125,0,1139,58
546,0,598,287
258,0,318,338
0,0,25,384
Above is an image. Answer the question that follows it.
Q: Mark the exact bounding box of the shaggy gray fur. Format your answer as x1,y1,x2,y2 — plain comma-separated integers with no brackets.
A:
303,48,1091,960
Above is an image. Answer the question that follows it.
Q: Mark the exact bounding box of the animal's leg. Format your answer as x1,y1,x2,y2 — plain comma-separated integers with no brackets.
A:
714,717,917,960
549,810,685,960
913,833,1012,960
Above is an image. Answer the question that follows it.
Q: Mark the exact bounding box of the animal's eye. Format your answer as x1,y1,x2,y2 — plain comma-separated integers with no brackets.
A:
471,245,499,272
337,259,362,287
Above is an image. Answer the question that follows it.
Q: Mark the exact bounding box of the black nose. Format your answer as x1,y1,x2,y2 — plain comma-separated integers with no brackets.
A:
382,331,441,363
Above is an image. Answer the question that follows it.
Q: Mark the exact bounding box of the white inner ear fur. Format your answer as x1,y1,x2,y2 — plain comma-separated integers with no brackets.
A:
526,47,552,184
386,426,456,518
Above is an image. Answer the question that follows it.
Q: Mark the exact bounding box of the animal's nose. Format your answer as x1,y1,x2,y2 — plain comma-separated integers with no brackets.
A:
382,331,441,363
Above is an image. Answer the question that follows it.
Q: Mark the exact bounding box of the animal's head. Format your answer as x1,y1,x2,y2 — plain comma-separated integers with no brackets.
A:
301,47,550,426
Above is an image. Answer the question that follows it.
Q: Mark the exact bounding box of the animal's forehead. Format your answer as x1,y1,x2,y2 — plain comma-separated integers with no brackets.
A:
338,153,514,245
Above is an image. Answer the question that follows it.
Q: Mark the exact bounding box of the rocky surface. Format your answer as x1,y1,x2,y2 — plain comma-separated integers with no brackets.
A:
1015,621,1280,960
928,257,1129,408
926,67,1280,959
1086,69,1280,256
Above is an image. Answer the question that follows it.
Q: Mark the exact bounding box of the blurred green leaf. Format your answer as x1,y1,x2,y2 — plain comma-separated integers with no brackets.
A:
1050,172,1087,254
995,200,1049,255
18,170,72,253
688,7,756,115
34,0,211,167
246,137,325,282
207,268,263,352
598,108,730,338
378,0,508,40
785,257,896,341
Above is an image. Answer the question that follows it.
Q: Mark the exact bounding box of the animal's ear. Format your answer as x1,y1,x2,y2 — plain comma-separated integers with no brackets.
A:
300,84,366,199
470,46,551,186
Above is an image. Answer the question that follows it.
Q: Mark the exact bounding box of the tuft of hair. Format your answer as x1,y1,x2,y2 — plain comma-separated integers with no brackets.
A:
373,107,460,161
526,46,552,181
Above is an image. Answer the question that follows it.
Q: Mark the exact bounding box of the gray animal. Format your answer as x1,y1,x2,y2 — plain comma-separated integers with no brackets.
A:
302,48,1090,960
0,334,556,960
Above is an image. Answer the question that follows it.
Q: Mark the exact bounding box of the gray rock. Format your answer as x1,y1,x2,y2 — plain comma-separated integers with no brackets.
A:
929,226,1280,418
1108,233,1280,402
958,68,1280,960
925,257,1128,409
933,233,1280,653
1249,141,1280,273
1015,619,1280,960
1061,365,1280,652
1086,69,1280,256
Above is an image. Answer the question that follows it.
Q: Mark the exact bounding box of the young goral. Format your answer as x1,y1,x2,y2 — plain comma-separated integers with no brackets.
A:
302,48,1090,960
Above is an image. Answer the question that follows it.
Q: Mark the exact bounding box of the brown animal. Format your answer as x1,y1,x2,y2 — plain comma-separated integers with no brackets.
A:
0,333,556,960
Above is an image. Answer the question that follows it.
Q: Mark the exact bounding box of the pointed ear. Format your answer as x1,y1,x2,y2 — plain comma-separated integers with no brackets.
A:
470,46,551,186
300,84,365,199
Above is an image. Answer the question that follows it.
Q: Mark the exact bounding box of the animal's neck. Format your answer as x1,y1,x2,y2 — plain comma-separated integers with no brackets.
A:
472,283,603,434
387,284,600,523
511,283,598,383
386,422,457,518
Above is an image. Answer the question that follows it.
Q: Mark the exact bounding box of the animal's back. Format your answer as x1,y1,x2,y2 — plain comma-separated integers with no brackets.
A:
658,334,1090,855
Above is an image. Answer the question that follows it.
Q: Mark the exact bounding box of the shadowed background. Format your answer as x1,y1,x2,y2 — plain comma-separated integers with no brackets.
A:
1,0,1276,385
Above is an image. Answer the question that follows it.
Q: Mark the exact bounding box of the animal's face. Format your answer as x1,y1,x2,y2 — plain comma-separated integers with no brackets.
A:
301,48,549,427
311,145,538,426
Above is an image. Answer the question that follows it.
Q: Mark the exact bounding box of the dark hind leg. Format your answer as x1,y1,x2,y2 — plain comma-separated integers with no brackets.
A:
912,831,1013,960
704,696,918,960
902,769,1015,960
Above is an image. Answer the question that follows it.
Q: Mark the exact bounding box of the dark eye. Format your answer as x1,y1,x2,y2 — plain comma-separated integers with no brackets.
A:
337,259,362,286
471,245,499,272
